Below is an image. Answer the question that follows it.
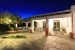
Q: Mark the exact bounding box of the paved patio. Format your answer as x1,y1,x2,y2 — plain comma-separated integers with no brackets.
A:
0,32,75,50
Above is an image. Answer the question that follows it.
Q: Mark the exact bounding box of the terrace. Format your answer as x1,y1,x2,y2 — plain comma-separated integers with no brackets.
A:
0,32,75,50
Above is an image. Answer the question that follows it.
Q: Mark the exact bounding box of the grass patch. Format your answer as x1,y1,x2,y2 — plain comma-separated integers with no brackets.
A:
0,36,3,38
0,35,26,39
8,35,26,38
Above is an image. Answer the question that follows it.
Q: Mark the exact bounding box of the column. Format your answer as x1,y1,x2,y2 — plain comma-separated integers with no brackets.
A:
30,20,34,33
71,5,75,33
15,24,18,28
15,24,19,31
26,22,28,28
45,17,49,36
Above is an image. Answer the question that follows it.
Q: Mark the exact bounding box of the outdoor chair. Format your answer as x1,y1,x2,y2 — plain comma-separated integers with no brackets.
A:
59,29,64,35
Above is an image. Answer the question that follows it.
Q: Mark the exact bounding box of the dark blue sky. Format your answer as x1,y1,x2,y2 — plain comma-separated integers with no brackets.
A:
0,0,75,19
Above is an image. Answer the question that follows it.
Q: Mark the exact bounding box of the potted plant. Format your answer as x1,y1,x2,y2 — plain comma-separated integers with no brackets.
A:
10,27,14,31
30,27,33,33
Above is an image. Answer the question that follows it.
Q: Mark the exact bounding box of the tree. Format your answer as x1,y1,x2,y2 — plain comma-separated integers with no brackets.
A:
12,14,22,24
0,11,22,31
0,11,5,24
12,14,23,30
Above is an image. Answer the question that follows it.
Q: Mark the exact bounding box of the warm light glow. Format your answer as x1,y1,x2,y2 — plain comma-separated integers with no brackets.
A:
9,20,11,22
49,17,72,33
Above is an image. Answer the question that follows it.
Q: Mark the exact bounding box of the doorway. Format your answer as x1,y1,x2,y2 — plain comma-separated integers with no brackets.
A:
53,20,60,31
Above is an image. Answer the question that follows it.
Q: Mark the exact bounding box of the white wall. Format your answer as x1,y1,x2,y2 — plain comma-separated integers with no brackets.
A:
37,21,43,28
34,19,46,30
30,20,34,32
71,5,75,33
49,17,72,33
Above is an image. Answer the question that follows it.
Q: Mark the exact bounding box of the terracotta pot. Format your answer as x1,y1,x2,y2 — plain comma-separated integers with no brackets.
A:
10,29,14,31
70,33,74,38
30,30,32,33
45,28,48,36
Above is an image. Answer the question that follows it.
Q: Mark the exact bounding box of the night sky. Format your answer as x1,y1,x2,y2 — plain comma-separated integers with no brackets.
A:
0,0,75,19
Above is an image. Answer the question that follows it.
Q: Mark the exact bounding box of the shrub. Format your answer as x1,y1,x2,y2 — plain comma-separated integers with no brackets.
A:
8,35,26,38
0,24,9,31
16,35,26,38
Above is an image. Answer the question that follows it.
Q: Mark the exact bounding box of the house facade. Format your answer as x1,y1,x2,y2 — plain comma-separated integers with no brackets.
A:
30,5,75,36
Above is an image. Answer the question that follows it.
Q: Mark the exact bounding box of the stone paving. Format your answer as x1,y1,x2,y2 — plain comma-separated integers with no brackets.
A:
0,32,75,50
43,34,75,50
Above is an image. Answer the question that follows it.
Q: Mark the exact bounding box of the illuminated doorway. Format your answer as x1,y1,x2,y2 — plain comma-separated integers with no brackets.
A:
53,20,60,31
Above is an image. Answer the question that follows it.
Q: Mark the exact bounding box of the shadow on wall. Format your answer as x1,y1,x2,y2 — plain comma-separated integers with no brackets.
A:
2,36,47,50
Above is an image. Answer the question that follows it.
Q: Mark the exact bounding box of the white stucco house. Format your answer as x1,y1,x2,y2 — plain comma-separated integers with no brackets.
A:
30,5,75,37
